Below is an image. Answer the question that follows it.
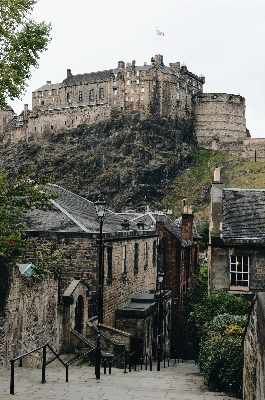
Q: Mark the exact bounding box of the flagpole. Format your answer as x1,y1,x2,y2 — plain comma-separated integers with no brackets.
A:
156,27,157,55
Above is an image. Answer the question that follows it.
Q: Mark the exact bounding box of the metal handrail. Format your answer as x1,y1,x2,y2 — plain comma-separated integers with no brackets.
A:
10,343,96,395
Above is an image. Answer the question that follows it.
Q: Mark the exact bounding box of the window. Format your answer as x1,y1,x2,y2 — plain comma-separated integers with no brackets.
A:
137,79,139,84
136,70,140,77
134,243,139,273
230,256,249,288
144,242,148,269
107,247,113,280
130,97,133,102
177,92,180,100
114,89,117,96
140,95,144,101
125,97,128,102
89,89,94,101
67,92,71,103
153,241,157,266
141,87,144,93
122,245,126,274
79,91,83,101
113,100,116,105
127,71,130,77
99,88,104,100
127,80,130,86
131,89,134,94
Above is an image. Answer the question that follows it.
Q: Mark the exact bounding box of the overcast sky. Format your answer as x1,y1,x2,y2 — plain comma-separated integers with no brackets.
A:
9,0,265,138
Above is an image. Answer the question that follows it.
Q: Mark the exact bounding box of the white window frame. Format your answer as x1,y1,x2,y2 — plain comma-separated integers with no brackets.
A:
122,245,126,274
230,255,249,289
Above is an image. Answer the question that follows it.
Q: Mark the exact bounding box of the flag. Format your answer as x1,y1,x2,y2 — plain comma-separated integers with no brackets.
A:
156,29,164,36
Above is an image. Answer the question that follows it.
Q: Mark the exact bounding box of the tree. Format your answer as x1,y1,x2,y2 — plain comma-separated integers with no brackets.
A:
0,0,51,109
0,173,54,258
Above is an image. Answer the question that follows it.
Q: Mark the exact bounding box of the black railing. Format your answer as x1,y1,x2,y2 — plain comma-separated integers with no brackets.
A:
10,343,96,395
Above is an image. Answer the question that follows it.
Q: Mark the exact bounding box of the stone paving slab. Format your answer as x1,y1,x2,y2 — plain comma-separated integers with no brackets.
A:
0,360,238,400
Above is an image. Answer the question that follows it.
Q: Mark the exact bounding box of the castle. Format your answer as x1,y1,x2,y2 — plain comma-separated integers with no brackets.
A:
1,54,264,161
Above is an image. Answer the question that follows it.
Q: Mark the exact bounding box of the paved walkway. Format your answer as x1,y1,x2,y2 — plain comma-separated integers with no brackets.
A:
0,358,238,400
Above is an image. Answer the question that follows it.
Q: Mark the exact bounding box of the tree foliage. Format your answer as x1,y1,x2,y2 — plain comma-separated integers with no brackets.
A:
0,0,51,108
31,243,65,277
0,173,54,257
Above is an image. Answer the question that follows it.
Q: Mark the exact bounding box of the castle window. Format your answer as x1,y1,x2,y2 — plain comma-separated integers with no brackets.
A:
131,89,134,94
114,89,117,96
127,80,130,86
79,91,83,101
198,84,201,89
141,87,144,93
99,88,104,100
67,92,71,103
177,92,180,100
177,82,180,89
137,79,139,84
127,72,130,77
51,125,53,129
125,97,128,102
52,97,54,102
125,89,127,94
140,95,144,101
136,70,140,77
89,89,94,101
41,100,44,105
130,97,133,101
113,100,116,105
122,245,126,274
65,121,66,125
230,256,249,289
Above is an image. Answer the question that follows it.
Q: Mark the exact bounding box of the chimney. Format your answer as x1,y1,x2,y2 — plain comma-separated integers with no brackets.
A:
132,60,136,72
210,168,224,242
121,219,130,231
137,221,145,230
144,62,147,66
46,81,51,85
118,61,125,69
23,104,28,121
67,69,72,78
182,205,194,242
155,54,164,66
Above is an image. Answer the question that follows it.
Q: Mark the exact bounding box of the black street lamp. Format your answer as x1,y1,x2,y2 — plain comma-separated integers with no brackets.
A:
157,268,164,371
94,193,107,380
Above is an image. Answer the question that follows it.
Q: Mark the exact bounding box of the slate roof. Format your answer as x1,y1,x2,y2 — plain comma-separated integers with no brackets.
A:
24,184,135,233
222,188,265,240
33,83,62,92
63,70,113,85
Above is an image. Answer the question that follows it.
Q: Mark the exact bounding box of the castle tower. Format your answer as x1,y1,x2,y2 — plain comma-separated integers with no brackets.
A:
193,93,249,151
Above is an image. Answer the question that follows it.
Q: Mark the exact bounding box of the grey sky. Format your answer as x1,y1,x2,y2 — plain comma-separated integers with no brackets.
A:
9,0,265,138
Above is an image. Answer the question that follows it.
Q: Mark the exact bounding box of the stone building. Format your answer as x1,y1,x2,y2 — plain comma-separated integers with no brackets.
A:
1,185,173,365
119,206,200,358
209,168,265,297
3,53,264,160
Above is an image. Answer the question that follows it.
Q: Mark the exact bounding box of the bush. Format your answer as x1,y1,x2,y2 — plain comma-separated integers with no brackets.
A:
198,314,247,398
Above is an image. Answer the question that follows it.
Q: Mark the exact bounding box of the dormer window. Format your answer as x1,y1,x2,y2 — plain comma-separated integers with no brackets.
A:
89,89,94,101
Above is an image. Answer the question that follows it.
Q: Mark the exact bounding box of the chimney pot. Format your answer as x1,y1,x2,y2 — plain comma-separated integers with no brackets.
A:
46,81,51,85
214,167,221,182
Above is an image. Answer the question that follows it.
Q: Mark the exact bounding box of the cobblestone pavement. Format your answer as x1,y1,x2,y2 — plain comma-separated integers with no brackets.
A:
0,359,238,400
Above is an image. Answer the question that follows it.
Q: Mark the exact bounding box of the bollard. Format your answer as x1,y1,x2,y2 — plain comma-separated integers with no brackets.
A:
124,351,127,373
42,345,46,383
129,355,131,372
150,357,152,371
164,353,166,368
10,359,15,395
19,358,22,367
104,359,107,374
145,354,147,370
168,357,169,367
141,358,143,370
109,360,112,375
66,365,69,383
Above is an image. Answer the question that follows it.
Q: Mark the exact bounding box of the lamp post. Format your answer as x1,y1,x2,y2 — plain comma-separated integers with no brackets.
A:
94,193,107,380
157,268,164,371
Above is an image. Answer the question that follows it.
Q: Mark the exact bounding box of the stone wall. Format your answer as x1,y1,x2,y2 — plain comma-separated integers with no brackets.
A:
194,93,248,149
0,264,63,366
243,293,265,400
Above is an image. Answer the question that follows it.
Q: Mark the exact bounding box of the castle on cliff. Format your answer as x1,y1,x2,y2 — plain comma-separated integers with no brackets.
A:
1,54,264,160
